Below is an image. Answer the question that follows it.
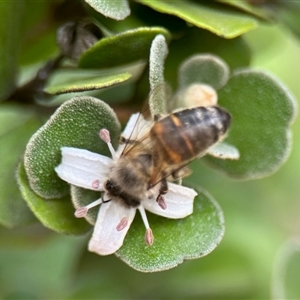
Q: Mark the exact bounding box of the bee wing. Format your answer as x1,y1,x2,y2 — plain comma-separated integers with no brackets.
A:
119,81,173,155
118,112,193,188
149,160,192,189
117,83,185,187
119,112,154,156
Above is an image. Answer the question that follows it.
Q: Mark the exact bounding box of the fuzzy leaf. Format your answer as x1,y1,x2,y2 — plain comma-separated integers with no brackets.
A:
178,54,229,90
206,142,240,160
165,27,250,88
149,34,168,90
17,163,91,235
137,0,258,38
204,70,297,179
116,187,224,272
0,2,24,100
0,106,40,227
79,27,170,69
85,0,130,20
149,34,169,115
24,96,121,199
45,72,131,95
149,83,172,116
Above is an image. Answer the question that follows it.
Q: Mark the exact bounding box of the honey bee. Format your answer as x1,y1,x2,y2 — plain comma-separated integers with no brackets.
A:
104,105,231,208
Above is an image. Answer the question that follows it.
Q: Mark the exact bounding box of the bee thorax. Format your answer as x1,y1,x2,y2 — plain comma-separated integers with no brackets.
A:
105,156,154,208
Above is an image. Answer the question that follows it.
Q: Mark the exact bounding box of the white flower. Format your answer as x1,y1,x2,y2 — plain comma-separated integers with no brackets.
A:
55,114,197,255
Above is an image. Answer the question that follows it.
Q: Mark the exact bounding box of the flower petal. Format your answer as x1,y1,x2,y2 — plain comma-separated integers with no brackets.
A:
121,113,140,139
88,200,136,255
121,113,152,139
55,147,113,190
143,182,197,219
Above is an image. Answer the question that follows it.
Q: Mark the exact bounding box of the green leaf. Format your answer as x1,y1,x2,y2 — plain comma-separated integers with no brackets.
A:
165,27,251,88
178,54,229,90
0,2,24,100
87,1,184,33
0,106,41,228
272,239,300,299
17,163,91,235
85,0,130,20
277,2,300,39
149,34,168,90
216,0,272,21
19,0,59,66
149,83,172,116
137,0,258,38
204,70,297,179
149,34,169,115
24,96,121,199
20,29,58,66
170,54,228,110
116,187,224,272
45,72,131,95
79,27,170,69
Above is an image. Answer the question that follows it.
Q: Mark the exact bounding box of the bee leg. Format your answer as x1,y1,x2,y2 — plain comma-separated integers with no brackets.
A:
159,178,168,194
119,136,139,145
171,166,192,185
156,178,168,210
153,114,162,121
172,166,192,179
153,113,168,121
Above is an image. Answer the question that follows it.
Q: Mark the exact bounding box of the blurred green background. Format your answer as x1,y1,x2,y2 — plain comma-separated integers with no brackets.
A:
1,16,300,300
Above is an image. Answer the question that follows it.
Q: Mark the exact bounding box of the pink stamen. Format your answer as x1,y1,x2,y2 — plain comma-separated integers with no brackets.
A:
75,207,88,218
145,228,154,246
156,195,167,210
92,179,100,189
99,128,117,160
116,217,128,231
99,128,111,143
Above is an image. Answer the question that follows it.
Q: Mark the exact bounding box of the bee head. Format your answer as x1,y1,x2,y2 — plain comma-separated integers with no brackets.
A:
105,179,121,196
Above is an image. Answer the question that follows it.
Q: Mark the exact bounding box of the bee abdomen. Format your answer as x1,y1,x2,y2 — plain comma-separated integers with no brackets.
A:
150,106,231,165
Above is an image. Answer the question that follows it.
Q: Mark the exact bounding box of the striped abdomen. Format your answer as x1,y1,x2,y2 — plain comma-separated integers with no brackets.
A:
150,106,231,165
